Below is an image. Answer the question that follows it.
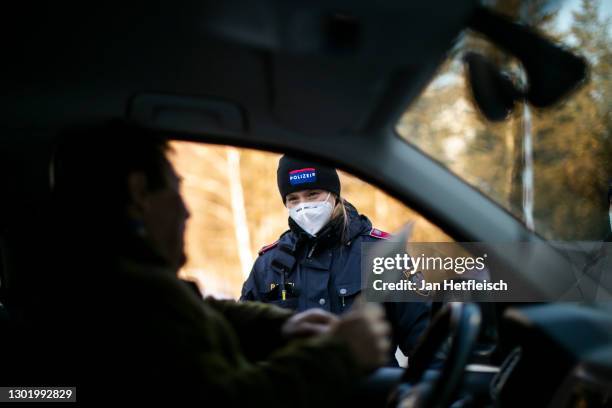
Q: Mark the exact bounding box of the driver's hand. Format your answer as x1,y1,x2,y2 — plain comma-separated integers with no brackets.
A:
281,309,339,339
330,298,391,372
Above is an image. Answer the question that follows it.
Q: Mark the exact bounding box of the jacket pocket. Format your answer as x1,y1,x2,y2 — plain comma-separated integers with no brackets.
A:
268,297,299,311
259,284,299,310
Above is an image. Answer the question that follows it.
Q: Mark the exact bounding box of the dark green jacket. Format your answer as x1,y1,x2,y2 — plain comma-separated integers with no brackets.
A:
78,260,364,406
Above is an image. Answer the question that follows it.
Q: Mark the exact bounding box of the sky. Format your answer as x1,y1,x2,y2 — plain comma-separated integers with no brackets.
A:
556,0,612,35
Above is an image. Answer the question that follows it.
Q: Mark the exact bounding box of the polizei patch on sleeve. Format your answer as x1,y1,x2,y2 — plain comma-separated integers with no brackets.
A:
289,168,317,185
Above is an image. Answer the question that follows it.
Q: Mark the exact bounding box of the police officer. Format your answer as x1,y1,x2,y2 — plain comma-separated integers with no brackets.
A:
241,155,431,364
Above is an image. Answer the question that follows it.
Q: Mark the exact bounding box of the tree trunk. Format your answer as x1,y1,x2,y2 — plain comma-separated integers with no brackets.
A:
226,148,254,278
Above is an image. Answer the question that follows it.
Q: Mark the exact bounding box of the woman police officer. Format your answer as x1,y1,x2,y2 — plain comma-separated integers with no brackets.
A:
241,155,431,363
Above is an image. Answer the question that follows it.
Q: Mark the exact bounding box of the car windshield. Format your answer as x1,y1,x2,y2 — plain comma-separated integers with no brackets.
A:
396,0,611,241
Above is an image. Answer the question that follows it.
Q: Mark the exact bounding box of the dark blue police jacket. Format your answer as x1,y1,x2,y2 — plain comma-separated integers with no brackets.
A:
241,202,431,361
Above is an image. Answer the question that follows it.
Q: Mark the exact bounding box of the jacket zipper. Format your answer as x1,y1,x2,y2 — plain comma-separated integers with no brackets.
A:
307,242,317,258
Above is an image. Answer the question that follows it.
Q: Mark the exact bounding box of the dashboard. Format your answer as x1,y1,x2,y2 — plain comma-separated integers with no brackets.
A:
493,304,612,407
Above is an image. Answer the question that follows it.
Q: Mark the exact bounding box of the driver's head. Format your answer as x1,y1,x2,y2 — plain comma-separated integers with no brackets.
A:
53,120,190,270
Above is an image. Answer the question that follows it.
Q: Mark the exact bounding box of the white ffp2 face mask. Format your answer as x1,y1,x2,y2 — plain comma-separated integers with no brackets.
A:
288,193,333,236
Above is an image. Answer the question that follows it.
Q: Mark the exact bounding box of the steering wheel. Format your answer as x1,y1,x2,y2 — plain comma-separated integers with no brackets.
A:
388,302,482,408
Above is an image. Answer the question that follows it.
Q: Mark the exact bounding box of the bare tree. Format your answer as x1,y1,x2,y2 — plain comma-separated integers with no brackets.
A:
226,147,254,278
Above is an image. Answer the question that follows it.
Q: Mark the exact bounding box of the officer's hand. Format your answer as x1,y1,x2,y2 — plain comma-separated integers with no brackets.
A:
330,299,391,372
281,309,339,339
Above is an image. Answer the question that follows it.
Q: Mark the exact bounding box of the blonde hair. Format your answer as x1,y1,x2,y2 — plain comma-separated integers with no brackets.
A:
331,194,350,244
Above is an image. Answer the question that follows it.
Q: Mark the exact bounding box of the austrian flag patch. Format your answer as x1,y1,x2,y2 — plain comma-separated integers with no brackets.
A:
289,168,317,186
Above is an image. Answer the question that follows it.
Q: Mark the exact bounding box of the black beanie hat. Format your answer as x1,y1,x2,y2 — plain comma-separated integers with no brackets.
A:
277,155,341,202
